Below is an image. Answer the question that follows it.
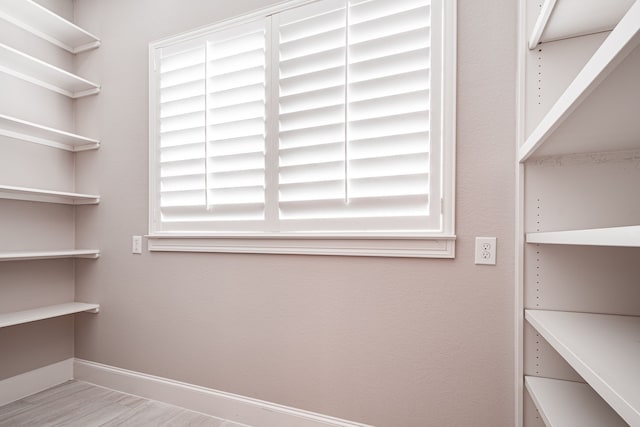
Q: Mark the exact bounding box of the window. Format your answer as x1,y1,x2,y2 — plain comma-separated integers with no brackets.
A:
149,0,456,257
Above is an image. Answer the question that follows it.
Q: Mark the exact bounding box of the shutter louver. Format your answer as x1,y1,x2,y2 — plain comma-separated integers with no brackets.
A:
276,0,434,231
157,20,267,231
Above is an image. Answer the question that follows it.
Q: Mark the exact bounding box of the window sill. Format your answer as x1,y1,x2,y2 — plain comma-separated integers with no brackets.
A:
147,234,456,258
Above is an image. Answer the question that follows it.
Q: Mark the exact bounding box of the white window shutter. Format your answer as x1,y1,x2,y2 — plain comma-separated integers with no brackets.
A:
151,0,450,239
275,0,438,232
276,0,348,224
158,41,207,226
156,20,268,232
347,0,434,226
205,21,267,222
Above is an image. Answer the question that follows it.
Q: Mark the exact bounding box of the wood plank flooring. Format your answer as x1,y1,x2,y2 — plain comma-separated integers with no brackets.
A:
0,380,249,426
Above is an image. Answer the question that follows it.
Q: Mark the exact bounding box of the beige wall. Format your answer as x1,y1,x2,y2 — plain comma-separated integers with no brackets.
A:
72,0,517,426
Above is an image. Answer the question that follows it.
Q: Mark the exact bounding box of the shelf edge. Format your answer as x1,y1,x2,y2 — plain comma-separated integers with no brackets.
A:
0,302,100,329
526,225,640,247
72,40,101,54
71,87,101,99
0,185,100,205
528,0,558,49
0,250,100,262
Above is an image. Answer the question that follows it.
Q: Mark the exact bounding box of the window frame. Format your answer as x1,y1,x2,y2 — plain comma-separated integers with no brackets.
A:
148,0,456,258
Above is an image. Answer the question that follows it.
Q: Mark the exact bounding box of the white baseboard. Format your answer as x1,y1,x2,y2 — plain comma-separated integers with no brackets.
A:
0,358,73,407
74,359,373,427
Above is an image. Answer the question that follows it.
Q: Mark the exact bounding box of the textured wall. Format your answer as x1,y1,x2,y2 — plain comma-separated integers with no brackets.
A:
73,0,517,426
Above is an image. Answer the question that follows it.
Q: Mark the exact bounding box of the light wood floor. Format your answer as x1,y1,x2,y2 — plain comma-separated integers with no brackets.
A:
0,380,249,426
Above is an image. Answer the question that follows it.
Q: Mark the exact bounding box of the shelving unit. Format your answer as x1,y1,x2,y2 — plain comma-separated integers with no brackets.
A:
524,377,627,427
517,0,640,426
0,303,100,329
0,250,100,262
0,114,99,151
0,42,100,98
526,225,640,247
0,185,100,205
528,0,635,49
0,0,102,398
0,0,100,53
526,310,640,425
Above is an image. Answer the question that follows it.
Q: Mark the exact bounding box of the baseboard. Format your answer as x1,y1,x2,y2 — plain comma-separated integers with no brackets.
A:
0,358,73,406
74,359,373,427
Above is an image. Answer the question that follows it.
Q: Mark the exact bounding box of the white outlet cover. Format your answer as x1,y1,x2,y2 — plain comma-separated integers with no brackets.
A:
132,235,142,254
475,237,496,265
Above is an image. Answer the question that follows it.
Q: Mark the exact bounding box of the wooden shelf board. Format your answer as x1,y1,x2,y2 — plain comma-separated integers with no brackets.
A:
0,302,99,328
0,113,99,151
525,376,627,427
0,42,100,98
529,0,635,49
520,1,640,161
527,225,640,247
0,249,100,261
525,310,640,425
0,0,100,53
0,185,99,205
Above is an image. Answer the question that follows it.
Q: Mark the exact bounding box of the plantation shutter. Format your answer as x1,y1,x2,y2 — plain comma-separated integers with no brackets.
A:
275,0,438,232
155,19,267,232
151,0,447,237
275,0,348,229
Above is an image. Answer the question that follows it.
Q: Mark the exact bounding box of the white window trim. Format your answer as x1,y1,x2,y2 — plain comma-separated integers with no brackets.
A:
146,234,456,258
148,0,456,258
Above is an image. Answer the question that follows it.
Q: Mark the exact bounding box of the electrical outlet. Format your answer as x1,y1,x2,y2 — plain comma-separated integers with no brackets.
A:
132,235,142,254
475,237,496,265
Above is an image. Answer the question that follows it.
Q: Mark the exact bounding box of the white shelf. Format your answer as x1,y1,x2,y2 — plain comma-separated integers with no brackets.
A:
0,0,100,54
520,0,640,161
0,249,100,262
525,310,640,425
0,42,100,98
0,185,99,205
529,0,636,49
0,302,99,328
525,376,628,427
527,225,640,247
0,113,99,151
